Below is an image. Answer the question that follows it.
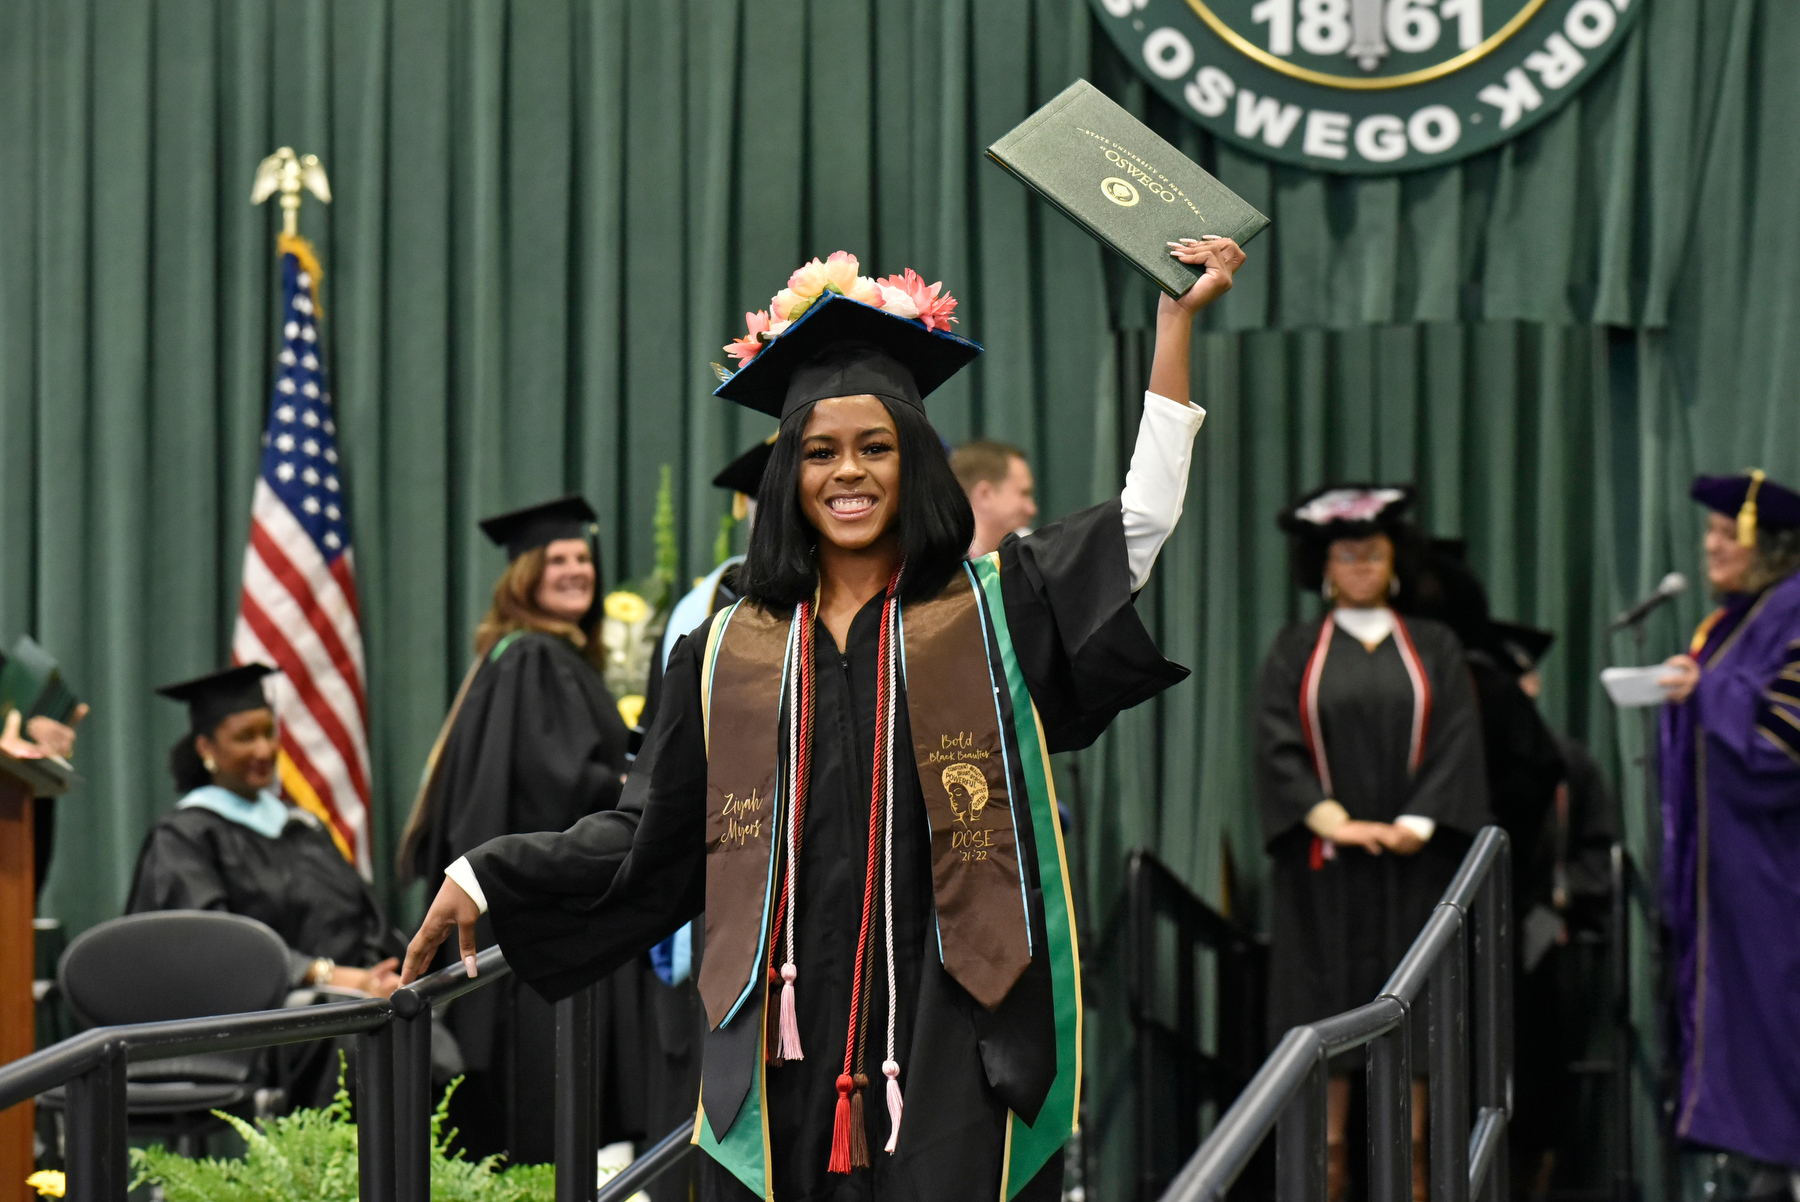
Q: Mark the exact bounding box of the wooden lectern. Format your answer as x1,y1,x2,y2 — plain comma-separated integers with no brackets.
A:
0,751,69,1201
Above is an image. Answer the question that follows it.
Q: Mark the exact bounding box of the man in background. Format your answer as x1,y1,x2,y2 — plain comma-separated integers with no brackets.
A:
952,438,1037,558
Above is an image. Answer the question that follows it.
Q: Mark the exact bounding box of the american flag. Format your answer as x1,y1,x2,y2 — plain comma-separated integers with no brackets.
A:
232,239,372,873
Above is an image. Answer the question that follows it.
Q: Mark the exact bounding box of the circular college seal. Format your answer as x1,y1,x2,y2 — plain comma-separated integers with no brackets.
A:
1092,0,1640,173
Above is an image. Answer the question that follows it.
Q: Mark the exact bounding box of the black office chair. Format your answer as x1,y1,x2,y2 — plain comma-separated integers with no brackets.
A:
39,911,294,1154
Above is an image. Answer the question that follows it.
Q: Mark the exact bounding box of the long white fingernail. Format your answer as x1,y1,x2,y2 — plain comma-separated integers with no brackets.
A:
464,955,478,977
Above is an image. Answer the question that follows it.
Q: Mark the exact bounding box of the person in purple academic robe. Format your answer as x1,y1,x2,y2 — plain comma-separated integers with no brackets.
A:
1658,470,1800,1189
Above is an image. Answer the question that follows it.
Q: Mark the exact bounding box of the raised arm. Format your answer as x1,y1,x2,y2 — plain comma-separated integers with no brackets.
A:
1147,237,1245,402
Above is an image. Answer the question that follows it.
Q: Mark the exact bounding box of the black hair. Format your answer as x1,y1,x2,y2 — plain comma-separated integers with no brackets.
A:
168,731,213,795
741,395,975,610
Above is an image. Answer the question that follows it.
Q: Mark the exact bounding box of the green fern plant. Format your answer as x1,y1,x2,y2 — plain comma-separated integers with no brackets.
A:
129,1060,553,1202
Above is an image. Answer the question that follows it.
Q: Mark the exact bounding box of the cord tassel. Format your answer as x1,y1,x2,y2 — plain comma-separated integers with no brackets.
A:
882,1059,903,1153
849,1073,871,1168
828,1073,855,1173
777,963,804,1060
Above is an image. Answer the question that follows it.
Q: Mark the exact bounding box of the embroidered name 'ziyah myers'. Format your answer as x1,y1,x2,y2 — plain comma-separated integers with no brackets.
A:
697,603,787,1031
902,571,1032,1010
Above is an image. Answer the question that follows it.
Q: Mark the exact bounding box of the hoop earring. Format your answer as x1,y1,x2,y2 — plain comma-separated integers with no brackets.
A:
1320,580,1335,604
1388,576,1400,599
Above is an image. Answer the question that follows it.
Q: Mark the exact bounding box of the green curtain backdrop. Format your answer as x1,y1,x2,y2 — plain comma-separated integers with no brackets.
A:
1,0,1794,1191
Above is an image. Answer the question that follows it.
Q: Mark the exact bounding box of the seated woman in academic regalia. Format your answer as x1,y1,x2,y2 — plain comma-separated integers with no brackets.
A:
401,239,1246,1200
128,664,402,996
1255,486,1489,1202
397,496,639,1165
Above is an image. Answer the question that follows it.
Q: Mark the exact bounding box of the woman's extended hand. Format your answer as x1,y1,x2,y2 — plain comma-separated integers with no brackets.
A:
1331,820,1391,855
1659,654,1700,703
332,958,402,999
1163,237,1246,316
401,877,481,985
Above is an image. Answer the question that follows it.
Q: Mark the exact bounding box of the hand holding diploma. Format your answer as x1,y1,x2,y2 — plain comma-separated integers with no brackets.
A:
1149,236,1246,405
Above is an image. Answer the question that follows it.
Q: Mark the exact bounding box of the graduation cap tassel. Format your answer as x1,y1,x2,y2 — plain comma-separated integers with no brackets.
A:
1739,469,1765,548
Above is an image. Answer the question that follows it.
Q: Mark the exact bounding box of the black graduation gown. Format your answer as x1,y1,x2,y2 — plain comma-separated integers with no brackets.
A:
406,630,637,1162
637,562,743,1202
1255,617,1489,1056
128,798,403,978
1465,650,1566,912
127,804,399,981
128,802,404,1106
466,500,1184,1202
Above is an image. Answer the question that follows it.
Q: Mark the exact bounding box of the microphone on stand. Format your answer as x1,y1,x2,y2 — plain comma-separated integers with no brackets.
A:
1609,571,1687,632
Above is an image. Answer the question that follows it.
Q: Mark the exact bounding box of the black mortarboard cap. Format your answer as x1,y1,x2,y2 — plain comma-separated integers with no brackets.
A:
1490,620,1555,673
713,293,982,420
712,436,777,496
156,664,276,734
1277,484,1416,542
478,495,599,560
1691,471,1800,547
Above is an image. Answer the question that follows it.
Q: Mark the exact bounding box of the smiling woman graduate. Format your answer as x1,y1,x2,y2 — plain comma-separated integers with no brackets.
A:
404,240,1245,1201
397,497,639,1164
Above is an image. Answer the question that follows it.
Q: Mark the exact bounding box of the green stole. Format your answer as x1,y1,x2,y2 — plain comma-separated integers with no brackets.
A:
691,557,1082,1199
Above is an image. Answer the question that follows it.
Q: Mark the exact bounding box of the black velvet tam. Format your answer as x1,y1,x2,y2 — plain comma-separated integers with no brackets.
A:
1692,472,1800,529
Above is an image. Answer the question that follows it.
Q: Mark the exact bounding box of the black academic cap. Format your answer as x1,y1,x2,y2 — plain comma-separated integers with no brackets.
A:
1277,484,1417,543
1490,620,1556,673
711,436,777,496
478,495,599,560
1691,471,1800,547
713,293,982,420
156,664,276,734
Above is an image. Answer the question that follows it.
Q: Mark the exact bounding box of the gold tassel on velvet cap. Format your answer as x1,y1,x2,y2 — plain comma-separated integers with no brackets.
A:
1739,469,1766,548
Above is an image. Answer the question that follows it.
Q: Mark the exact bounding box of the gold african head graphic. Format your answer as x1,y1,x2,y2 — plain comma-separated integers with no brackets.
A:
941,762,989,825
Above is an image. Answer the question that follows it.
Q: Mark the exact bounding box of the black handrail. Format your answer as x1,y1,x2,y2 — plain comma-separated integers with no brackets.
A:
1158,826,1514,1202
4,936,697,1202
1126,848,1269,1200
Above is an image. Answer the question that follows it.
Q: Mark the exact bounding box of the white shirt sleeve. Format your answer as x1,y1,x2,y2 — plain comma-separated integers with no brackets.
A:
446,856,489,915
1394,815,1437,843
1121,390,1207,591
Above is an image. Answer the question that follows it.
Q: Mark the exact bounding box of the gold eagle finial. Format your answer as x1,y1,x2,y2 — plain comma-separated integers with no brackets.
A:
251,148,332,237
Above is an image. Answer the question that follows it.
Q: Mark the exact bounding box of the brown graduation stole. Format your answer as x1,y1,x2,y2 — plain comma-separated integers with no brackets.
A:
695,575,1034,1032
696,602,787,1031
899,569,1032,1009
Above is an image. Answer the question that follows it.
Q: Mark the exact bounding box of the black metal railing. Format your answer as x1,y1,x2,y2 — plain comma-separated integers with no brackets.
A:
0,945,694,1202
1158,826,1513,1202
1127,848,1269,1200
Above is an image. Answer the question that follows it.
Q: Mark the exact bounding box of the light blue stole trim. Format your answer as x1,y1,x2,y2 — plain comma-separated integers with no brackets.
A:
660,556,743,672
177,786,289,840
